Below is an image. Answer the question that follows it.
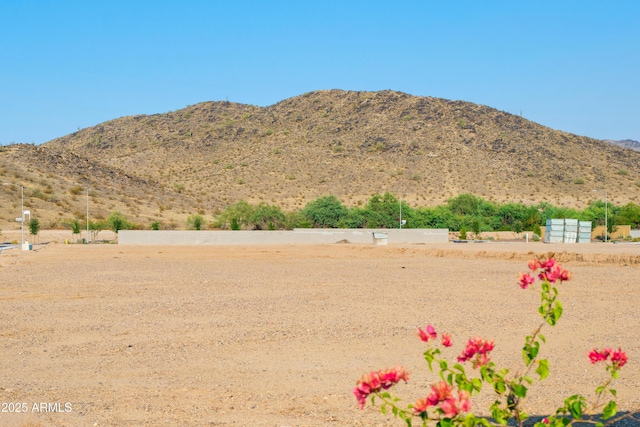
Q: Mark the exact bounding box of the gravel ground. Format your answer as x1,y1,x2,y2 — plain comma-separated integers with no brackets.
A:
0,238,639,426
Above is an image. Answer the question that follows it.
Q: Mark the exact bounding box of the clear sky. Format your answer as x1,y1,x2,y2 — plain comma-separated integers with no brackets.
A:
1,1,638,145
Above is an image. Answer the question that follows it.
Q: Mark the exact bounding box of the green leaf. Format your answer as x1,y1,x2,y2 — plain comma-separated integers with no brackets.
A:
609,388,617,397
537,359,550,380
439,360,448,371
602,401,617,420
512,383,528,398
538,333,546,343
569,401,583,419
595,422,603,427
472,377,483,392
381,404,387,415
494,379,506,394
453,363,465,373
523,375,533,384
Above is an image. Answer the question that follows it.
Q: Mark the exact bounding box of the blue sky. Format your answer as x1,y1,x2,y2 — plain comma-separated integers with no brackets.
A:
1,1,638,145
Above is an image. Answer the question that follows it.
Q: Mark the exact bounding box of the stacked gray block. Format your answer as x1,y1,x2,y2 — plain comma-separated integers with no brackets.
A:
545,219,591,244
545,219,564,243
577,221,592,243
563,219,578,243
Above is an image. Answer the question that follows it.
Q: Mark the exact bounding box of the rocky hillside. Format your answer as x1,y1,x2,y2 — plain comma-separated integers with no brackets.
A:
2,90,639,230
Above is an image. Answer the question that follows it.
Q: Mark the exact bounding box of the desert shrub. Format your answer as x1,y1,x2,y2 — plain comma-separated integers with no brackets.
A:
150,221,161,230
186,214,204,230
68,185,83,196
459,226,467,240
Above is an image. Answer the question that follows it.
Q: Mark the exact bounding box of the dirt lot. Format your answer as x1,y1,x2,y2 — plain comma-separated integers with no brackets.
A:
1,233,639,426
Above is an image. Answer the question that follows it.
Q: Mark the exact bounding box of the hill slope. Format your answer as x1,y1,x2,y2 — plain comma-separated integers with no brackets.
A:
2,90,640,230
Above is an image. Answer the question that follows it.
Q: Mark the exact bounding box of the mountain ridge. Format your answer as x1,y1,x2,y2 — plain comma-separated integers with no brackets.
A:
1,90,639,229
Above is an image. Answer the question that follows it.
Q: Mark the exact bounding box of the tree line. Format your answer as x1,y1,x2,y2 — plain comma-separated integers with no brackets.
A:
59,193,640,237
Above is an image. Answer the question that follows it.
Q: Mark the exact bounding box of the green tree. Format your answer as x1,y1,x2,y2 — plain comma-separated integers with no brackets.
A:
339,207,368,228
363,193,410,228
413,206,462,230
28,217,40,243
301,195,348,228
186,214,204,230
615,203,640,229
89,220,106,242
214,200,255,230
470,217,482,239
251,203,286,230
106,211,131,238
64,217,82,242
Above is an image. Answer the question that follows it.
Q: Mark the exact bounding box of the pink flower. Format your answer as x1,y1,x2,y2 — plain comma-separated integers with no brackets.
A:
518,272,535,289
427,381,454,405
558,268,572,281
611,348,628,369
353,366,409,409
413,397,429,414
542,418,550,424
417,324,438,342
442,333,452,347
588,348,611,364
528,259,541,271
414,384,471,418
526,258,571,285
457,337,495,368
541,258,556,269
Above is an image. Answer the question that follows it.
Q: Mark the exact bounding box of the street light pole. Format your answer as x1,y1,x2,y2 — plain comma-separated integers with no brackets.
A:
2,182,25,250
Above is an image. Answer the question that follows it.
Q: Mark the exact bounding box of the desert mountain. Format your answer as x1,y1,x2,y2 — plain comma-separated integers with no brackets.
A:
604,139,640,152
2,90,639,230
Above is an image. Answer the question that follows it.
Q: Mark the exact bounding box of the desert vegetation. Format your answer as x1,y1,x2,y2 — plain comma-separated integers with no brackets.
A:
208,193,639,237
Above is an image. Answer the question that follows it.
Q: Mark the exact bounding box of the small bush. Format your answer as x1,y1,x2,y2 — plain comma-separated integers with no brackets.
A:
69,185,83,196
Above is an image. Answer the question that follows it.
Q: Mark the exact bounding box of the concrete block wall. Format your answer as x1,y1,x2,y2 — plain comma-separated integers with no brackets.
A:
118,228,449,245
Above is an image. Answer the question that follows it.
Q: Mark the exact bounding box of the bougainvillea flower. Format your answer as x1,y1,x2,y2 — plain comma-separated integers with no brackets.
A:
528,259,542,271
414,385,471,418
541,258,556,269
526,257,571,285
413,397,429,414
442,333,452,347
457,337,495,367
611,348,628,368
417,324,438,342
427,381,454,406
353,366,409,409
518,272,535,289
588,348,611,364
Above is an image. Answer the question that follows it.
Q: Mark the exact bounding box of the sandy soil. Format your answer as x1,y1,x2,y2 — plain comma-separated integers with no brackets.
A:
1,234,640,426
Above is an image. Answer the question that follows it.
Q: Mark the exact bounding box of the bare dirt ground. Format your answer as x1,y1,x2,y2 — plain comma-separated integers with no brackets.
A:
1,232,640,426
